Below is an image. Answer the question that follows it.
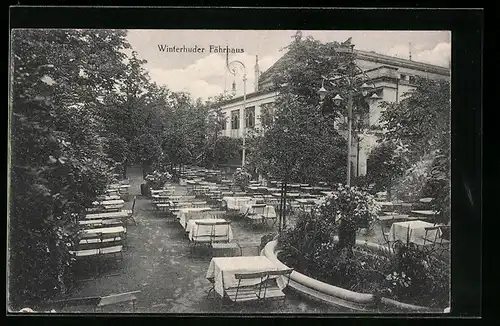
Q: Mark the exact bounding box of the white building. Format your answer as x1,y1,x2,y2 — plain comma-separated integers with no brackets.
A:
219,49,450,176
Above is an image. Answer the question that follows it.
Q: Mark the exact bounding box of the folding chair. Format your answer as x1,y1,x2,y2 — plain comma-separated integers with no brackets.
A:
123,196,137,226
96,291,141,312
207,210,226,219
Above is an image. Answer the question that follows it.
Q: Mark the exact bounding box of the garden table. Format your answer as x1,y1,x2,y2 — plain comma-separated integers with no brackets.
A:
178,207,212,228
239,203,276,219
98,195,121,201
206,256,284,297
388,220,441,244
222,197,254,210
101,199,125,206
411,210,439,217
83,226,126,235
79,219,122,226
186,218,233,240
85,211,130,219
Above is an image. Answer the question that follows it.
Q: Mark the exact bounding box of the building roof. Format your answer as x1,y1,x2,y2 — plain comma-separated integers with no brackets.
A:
220,88,278,107
257,46,450,87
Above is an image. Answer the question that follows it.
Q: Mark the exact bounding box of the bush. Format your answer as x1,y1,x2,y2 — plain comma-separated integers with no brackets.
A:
277,185,449,309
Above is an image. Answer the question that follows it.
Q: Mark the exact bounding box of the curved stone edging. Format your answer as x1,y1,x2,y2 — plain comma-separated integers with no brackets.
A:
262,240,439,312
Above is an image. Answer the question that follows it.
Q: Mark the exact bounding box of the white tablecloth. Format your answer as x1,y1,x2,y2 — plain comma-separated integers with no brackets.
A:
85,211,129,219
239,204,276,218
206,256,283,297
388,220,441,244
83,226,125,235
186,218,233,241
178,207,212,228
223,197,254,210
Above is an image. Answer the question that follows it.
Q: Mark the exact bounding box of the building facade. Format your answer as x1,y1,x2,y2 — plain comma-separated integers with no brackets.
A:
219,49,450,176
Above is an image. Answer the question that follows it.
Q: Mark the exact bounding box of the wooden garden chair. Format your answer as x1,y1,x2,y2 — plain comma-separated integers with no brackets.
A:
96,290,141,312
122,196,137,226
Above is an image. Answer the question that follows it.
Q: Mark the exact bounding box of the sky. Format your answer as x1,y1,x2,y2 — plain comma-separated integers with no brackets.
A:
126,30,451,101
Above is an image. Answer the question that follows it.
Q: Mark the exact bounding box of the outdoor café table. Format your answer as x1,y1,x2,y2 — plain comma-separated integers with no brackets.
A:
175,201,207,208
178,207,212,228
79,219,122,227
295,198,316,206
411,210,439,217
83,226,126,236
101,199,125,210
222,197,254,210
320,191,334,197
388,220,441,244
105,189,120,195
98,195,121,201
101,199,124,206
206,256,284,298
239,203,277,219
186,218,234,240
86,211,130,220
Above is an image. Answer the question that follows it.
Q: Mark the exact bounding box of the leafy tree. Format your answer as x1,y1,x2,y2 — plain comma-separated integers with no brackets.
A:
378,77,450,222
9,29,131,308
249,32,349,230
364,141,406,195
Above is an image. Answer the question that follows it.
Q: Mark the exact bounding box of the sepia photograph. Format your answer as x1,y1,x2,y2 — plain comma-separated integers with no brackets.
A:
8,27,453,314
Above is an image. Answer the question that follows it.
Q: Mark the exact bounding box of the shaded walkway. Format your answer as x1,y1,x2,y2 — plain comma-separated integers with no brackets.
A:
58,166,342,313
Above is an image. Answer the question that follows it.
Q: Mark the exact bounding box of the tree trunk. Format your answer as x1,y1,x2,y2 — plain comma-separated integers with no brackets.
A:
283,181,288,230
123,160,128,179
278,182,284,232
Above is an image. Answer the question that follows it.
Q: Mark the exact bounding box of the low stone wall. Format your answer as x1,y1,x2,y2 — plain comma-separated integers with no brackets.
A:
262,240,440,312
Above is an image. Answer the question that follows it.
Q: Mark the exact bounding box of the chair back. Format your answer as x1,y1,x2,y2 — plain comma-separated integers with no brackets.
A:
208,210,226,219
131,196,137,214
252,204,267,215
234,271,268,280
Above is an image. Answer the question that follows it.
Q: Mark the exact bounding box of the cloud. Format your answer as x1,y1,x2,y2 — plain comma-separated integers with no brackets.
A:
145,52,280,100
386,42,451,67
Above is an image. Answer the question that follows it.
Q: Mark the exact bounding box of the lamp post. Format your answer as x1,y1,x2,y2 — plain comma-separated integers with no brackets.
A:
227,59,247,167
318,45,381,186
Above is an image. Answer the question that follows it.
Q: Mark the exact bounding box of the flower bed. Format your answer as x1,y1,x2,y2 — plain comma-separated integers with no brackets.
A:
274,236,449,311
273,184,450,311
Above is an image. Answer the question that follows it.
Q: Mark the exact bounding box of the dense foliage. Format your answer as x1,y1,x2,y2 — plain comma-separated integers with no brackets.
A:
278,207,450,309
9,29,131,308
376,76,451,222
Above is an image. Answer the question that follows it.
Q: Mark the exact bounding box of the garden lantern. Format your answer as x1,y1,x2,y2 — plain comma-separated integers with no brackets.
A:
361,82,373,96
333,94,343,105
318,86,328,101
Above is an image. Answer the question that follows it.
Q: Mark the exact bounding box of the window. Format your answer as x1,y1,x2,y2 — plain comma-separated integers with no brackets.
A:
219,113,227,130
399,73,408,80
231,110,240,130
245,106,255,128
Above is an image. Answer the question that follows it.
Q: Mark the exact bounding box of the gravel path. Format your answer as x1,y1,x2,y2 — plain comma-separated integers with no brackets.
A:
56,166,343,314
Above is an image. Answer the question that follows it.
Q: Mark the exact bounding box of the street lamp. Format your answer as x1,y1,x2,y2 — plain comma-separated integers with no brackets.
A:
227,59,247,168
318,44,381,186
